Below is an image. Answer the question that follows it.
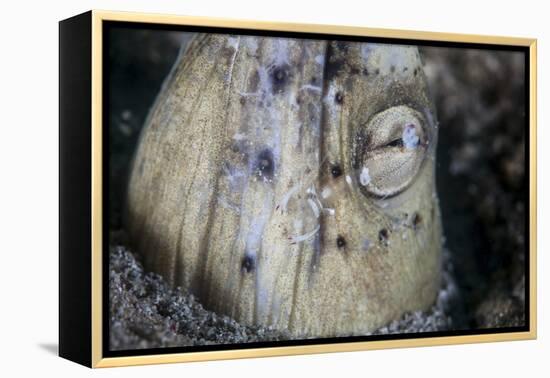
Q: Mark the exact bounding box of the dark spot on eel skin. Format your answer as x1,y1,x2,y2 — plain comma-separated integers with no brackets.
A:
324,45,346,81
362,68,369,76
255,148,274,180
241,254,255,273
271,65,291,94
335,91,344,104
414,68,419,76
231,143,240,153
336,235,347,249
331,164,342,178
378,229,389,245
413,213,422,230
239,97,246,105
390,65,396,73
375,68,380,75
403,67,408,72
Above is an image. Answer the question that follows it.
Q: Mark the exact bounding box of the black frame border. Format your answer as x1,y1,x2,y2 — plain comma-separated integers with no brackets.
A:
59,11,93,367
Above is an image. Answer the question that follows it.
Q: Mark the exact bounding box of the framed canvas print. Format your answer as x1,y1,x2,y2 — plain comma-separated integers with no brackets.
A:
59,10,537,368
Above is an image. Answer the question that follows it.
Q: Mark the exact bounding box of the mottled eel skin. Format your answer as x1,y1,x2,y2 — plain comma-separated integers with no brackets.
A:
126,34,443,338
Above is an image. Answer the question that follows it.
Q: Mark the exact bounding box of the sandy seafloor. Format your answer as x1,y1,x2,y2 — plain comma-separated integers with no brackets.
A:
107,29,527,350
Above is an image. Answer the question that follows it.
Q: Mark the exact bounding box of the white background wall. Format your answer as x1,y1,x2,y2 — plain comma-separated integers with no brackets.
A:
0,0,546,376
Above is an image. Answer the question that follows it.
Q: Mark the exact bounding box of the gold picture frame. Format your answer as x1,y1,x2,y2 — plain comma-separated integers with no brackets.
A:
59,9,537,368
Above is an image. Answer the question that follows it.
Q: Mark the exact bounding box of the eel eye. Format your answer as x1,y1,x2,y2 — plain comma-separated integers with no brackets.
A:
357,105,429,198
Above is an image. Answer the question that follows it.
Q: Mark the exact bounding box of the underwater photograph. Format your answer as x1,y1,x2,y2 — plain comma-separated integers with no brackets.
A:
105,26,527,351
